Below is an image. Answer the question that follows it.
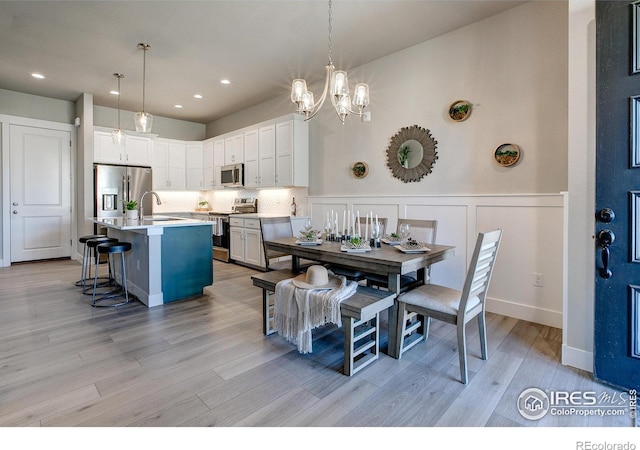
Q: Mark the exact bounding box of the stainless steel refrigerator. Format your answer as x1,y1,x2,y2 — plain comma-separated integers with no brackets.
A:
94,164,153,233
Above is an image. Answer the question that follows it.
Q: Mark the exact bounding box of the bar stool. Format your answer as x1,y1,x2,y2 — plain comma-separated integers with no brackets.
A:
91,241,133,307
82,237,118,294
75,234,106,287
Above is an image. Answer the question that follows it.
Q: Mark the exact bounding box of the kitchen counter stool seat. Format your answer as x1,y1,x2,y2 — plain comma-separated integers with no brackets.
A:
81,236,118,294
75,234,106,287
91,241,133,307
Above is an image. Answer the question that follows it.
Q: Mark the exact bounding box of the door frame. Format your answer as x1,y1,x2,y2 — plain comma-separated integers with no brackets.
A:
1,114,76,267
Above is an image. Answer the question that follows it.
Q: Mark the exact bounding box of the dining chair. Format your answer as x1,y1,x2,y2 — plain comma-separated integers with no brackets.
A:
330,217,388,281
394,229,502,384
260,217,314,271
365,218,437,291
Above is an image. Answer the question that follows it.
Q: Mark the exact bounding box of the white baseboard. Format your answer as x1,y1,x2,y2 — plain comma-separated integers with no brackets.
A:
561,343,593,372
486,296,562,329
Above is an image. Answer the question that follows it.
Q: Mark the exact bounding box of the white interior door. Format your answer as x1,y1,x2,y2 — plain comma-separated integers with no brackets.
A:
10,125,71,262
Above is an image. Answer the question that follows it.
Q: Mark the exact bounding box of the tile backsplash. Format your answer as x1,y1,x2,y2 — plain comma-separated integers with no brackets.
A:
153,187,309,216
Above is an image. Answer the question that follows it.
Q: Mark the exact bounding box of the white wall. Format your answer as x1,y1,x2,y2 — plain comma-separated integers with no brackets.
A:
94,105,206,141
309,194,565,328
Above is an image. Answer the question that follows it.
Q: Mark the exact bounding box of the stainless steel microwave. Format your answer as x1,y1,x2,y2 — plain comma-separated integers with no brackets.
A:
220,163,244,187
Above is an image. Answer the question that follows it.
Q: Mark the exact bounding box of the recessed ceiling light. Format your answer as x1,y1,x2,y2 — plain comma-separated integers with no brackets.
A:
174,104,183,109
194,94,203,99
109,90,119,95
31,73,45,79
220,79,230,85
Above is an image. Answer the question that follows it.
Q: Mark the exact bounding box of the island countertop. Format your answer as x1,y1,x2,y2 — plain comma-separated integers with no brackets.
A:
91,215,210,231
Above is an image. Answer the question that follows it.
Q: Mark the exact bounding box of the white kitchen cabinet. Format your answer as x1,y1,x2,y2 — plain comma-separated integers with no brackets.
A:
224,134,244,165
213,139,225,189
275,118,309,187
258,124,276,187
243,128,259,188
152,139,186,190
185,141,204,190
203,139,215,189
94,130,152,166
229,217,265,269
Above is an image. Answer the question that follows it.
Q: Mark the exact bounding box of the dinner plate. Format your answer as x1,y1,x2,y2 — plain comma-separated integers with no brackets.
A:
381,238,402,245
396,245,431,253
341,245,372,253
296,239,323,245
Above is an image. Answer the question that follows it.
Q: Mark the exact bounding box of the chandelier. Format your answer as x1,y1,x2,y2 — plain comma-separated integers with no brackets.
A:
290,0,370,123
134,43,153,133
112,73,124,145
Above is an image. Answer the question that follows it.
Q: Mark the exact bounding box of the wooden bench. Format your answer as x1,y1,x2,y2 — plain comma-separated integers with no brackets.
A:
251,270,395,376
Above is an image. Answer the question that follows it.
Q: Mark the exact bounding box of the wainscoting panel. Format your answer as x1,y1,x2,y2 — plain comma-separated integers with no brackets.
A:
308,194,565,328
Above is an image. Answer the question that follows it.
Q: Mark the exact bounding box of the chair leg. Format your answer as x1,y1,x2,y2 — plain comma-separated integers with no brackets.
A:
478,312,488,360
457,322,468,384
395,302,408,359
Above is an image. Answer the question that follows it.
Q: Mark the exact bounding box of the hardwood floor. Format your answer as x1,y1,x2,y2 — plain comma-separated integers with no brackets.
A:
0,258,635,433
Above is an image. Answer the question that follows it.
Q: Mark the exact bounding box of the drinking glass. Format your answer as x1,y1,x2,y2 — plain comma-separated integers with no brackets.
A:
324,219,332,241
399,223,411,241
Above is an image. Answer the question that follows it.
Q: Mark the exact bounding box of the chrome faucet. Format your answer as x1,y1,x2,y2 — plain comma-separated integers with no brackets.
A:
138,191,162,220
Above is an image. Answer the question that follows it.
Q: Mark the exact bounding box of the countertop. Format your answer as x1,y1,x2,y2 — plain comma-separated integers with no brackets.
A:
91,215,214,231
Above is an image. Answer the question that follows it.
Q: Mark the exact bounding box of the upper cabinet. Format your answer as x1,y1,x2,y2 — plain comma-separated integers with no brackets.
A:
152,139,186,190
203,139,215,190
224,134,244,165
275,118,308,187
210,113,309,189
94,130,152,166
185,142,204,190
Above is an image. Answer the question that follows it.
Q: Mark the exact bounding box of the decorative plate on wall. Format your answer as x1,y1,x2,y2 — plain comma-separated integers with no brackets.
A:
351,161,369,178
494,143,521,167
386,125,438,183
448,100,472,122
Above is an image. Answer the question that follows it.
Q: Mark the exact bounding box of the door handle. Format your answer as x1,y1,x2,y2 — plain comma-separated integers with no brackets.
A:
12,210,18,214
12,202,18,206
597,229,615,278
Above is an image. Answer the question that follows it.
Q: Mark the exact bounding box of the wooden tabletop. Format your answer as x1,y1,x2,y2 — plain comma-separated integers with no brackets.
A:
264,237,455,277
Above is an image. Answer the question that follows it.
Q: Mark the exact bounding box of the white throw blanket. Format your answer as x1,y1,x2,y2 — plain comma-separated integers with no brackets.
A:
274,274,358,354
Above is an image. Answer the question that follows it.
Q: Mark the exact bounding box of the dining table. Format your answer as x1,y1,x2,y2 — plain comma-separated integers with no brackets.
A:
263,237,455,358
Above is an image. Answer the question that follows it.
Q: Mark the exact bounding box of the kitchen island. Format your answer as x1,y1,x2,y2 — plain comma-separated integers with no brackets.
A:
91,215,213,307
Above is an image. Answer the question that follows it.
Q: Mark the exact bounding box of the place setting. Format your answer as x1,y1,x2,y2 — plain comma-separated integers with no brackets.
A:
296,219,323,245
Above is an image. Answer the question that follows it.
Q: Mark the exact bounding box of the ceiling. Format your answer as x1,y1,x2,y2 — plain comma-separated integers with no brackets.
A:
0,0,527,124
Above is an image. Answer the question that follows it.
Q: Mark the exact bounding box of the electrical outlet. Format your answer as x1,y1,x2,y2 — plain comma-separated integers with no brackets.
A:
136,259,140,271
533,272,543,287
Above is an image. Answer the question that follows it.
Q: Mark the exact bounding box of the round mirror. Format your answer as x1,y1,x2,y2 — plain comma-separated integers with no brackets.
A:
386,125,438,183
397,139,424,169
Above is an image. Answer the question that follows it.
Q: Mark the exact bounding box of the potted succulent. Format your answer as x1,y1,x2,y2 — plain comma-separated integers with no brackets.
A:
122,199,138,220
196,200,210,211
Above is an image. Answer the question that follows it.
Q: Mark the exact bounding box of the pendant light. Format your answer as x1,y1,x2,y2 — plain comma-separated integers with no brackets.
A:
112,73,125,145
290,0,370,123
134,43,153,133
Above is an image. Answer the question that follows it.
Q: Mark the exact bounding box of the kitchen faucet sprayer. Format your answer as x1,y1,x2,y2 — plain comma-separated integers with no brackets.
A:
138,191,162,220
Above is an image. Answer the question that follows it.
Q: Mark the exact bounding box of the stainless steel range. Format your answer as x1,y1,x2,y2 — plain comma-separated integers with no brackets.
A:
210,197,258,262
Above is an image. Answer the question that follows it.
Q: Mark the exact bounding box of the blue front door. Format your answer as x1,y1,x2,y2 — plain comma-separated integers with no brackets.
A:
595,0,640,390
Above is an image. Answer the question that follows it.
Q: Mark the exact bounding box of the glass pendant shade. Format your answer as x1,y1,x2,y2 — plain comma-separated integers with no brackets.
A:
291,79,308,104
112,128,124,145
331,70,349,100
134,111,153,133
112,73,125,145
135,43,152,133
353,83,370,110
